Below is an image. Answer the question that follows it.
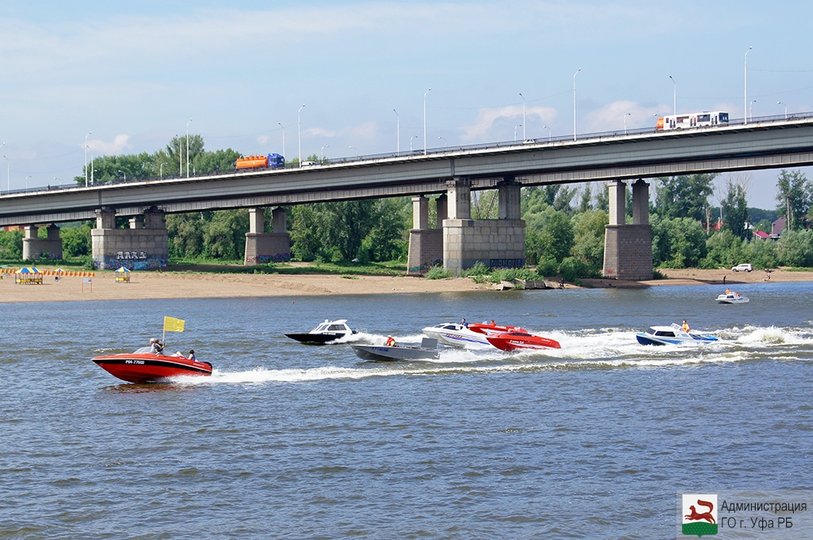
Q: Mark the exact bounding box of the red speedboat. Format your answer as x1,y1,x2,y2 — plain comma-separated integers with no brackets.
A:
468,321,529,335
486,330,561,351
92,352,213,384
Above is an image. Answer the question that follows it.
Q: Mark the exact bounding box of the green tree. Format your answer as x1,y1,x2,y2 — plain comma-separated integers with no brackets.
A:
654,174,716,221
776,230,813,267
167,213,208,258
360,198,409,262
652,216,707,268
701,230,744,269
570,209,607,271
525,207,574,265
202,210,248,260
578,184,592,212
0,229,23,260
61,222,92,258
721,180,750,240
776,169,811,231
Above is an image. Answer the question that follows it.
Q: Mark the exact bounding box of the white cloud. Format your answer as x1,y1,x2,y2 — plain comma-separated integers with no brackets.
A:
461,105,557,142
88,134,131,156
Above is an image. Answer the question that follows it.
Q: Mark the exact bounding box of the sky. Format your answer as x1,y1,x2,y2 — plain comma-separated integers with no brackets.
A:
1,0,812,208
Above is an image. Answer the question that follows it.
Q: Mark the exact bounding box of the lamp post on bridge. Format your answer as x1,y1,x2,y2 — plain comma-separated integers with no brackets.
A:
519,92,526,140
668,75,676,115
572,68,581,141
297,104,305,166
750,99,757,123
278,122,286,158
84,131,92,187
410,135,418,152
513,124,522,142
186,119,192,178
744,46,752,125
777,101,787,120
393,108,400,154
543,125,552,142
2,153,8,193
160,162,164,179
423,88,431,155
623,112,631,135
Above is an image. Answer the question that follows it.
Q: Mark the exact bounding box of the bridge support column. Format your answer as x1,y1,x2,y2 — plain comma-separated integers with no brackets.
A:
91,206,169,270
443,178,525,275
602,179,653,280
407,195,443,275
244,207,291,265
22,223,63,261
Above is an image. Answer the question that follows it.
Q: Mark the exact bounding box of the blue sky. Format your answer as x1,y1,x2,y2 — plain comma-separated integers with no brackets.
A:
1,0,811,208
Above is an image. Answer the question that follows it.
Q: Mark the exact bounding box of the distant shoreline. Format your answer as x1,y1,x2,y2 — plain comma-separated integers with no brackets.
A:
1,266,811,303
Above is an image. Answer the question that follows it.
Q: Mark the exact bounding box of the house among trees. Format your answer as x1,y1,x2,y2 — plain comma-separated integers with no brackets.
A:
771,216,786,238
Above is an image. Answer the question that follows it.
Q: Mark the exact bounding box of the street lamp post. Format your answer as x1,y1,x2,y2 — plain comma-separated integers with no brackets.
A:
519,92,526,140
623,112,631,135
778,100,787,120
423,88,431,155
2,153,8,193
668,75,676,115
393,108,400,154
160,163,164,179
437,136,446,147
185,119,191,178
543,125,552,142
25,175,30,190
297,104,305,166
84,131,92,187
320,144,329,161
513,124,522,142
410,135,418,152
119,170,126,182
572,68,581,141
750,99,757,122
278,122,286,157
744,46,752,125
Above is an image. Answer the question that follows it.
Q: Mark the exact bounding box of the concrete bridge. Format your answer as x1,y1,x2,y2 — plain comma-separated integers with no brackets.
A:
2,115,813,277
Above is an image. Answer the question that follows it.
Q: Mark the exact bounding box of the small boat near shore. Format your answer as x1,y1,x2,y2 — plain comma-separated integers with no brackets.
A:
285,319,357,345
486,330,561,351
716,291,749,304
92,351,213,383
635,324,718,346
351,338,440,362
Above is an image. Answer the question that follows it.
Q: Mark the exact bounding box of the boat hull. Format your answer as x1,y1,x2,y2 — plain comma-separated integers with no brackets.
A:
716,295,749,304
486,332,561,351
92,353,213,384
422,324,492,349
635,333,718,346
284,332,347,345
351,344,439,362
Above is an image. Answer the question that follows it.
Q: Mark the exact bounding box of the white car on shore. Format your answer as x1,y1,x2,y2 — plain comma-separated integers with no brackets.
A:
731,263,752,272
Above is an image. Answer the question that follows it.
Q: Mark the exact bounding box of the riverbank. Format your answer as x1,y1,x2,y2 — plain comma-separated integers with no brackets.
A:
2,267,812,303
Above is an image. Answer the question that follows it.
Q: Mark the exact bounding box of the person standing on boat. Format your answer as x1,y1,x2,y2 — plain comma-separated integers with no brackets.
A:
187,350,196,360
385,335,396,347
682,320,690,332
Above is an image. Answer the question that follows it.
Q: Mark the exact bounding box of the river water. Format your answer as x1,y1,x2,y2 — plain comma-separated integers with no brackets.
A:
2,282,812,538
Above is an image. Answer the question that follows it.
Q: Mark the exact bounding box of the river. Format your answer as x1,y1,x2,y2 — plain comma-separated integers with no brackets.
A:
1,282,811,538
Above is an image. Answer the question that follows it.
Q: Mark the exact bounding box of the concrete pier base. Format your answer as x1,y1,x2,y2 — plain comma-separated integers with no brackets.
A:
602,179,653,279
244,207,291,265
91,207,169,270
22,224,63,261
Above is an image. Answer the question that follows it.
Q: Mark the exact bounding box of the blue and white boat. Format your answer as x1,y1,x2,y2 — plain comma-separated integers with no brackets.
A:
422,322,493,349
635,324,718,346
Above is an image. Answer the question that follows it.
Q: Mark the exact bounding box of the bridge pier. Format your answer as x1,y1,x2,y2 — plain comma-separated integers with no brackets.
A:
244,207,291,265
602,179,653,279
442,177,525,275
91,207,169,270
406,195,446,275
22,223,63,261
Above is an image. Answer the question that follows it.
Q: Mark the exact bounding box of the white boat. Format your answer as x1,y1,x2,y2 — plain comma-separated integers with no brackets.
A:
636,324,719,346
285,319,356,345
716,292,749,304
421,322,493,349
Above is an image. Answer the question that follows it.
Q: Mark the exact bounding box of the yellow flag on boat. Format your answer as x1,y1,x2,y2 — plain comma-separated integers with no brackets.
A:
163,316,185,333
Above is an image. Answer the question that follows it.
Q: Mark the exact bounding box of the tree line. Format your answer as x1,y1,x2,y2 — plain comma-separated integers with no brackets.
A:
1,135,812,274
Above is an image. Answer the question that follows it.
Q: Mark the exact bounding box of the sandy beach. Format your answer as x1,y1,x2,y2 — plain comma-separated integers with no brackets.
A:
1,266,811,303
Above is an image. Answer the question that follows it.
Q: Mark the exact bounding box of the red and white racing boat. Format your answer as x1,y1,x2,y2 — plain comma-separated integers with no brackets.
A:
468,321,529,335
92,352,213,384
486,330,561,352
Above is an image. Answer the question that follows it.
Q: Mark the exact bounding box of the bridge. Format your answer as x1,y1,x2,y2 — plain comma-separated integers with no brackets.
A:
3,115,813,277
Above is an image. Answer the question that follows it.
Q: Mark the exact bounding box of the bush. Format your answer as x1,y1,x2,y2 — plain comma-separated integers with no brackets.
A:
461,261,490,278
425,265,451,279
